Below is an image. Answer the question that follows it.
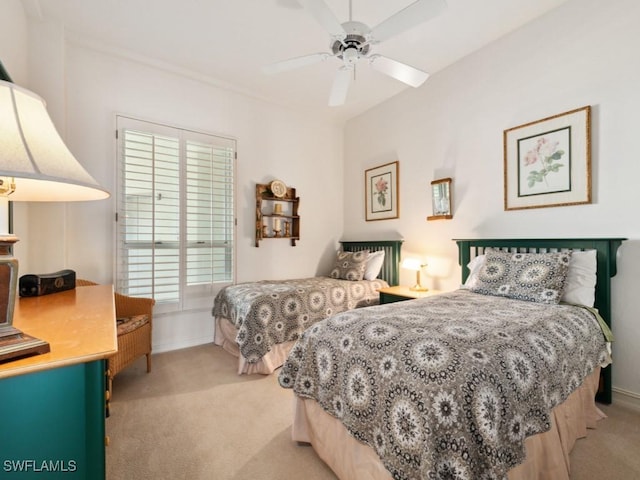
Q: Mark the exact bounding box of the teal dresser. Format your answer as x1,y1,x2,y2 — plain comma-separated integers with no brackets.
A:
0,285,117,479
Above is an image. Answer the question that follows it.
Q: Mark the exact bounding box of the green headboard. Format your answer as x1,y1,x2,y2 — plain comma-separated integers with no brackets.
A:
455,237,626,403
341,240,403,286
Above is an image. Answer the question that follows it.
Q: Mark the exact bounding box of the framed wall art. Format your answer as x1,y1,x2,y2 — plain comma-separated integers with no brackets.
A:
427,177,452,220
365,161,399,221
504,105,591,210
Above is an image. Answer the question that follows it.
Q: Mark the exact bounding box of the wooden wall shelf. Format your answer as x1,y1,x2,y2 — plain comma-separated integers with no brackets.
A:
255,182,300,247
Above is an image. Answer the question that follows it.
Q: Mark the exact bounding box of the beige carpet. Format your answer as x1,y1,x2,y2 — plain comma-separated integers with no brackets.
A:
107,344,640,480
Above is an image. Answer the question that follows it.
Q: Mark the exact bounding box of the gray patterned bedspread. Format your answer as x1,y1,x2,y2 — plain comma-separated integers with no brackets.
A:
279,289,611,480
212,276,388,363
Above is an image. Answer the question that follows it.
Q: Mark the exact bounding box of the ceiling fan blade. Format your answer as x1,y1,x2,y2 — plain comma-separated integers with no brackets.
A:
297,0,346,37
369,55,429,88
370,0,446,43
328,67,352,106
263,52,331,74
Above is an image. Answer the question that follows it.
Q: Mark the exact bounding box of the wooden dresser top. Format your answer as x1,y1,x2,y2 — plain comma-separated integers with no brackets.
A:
0,284,117,379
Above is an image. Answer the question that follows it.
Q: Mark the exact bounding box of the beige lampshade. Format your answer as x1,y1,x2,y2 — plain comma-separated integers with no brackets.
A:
401,257,428,291
0,80,109,202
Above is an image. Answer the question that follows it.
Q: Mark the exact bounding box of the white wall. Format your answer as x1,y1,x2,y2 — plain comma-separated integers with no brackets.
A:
2,4,345,353
344,0,640,406
0,1,28,83
0,0,29,262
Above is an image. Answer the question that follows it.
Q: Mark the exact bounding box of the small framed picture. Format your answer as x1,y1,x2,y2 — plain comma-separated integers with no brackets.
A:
504,106,591,210
365,161,399,221
427,178,452,221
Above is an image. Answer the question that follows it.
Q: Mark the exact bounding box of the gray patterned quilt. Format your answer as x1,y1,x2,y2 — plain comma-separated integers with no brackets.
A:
279,289,611,480
212,276,388,363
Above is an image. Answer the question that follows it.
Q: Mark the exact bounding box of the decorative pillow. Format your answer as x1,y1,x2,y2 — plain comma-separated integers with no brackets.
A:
463,250,597,306
467,250,572,304
363,250,385,280
116,314,150,336
330,250,369,281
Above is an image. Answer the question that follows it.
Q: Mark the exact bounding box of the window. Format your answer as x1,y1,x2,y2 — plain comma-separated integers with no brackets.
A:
115,116,235,312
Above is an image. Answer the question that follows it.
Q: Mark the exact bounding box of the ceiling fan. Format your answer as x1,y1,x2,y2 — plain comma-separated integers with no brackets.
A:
264,0,447,106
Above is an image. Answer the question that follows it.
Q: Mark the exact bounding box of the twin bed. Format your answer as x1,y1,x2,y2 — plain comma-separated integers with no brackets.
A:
278,237,624,480
212,240,403,374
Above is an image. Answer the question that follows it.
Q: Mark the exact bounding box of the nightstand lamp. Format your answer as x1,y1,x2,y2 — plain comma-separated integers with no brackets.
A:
401,257,428,291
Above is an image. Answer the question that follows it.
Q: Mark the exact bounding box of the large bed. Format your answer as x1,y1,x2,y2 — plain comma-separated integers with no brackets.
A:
213,240,403,375
279,238,625,480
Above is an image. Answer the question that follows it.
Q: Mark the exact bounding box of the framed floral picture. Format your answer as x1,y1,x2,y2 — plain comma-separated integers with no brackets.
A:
504,105,591,210
365,161,399,221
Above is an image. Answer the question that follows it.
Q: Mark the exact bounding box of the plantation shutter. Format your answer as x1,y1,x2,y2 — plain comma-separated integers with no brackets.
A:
116,116,235,312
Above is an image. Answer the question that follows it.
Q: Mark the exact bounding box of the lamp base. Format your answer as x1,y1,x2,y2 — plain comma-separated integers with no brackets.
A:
0,332,50,362
409,285,429,292
0,235,19,330
0,235,50,362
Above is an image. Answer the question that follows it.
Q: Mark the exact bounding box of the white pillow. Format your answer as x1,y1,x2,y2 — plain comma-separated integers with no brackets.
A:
461,255,485,288
462,250,597,307
363,250,385,280
561,250,597,307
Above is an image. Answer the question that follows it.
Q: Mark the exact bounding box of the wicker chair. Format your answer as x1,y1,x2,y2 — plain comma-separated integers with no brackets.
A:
76,279,155,381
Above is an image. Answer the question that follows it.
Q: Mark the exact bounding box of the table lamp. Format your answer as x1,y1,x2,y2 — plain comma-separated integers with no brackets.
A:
401,257,428,291
0,61,109,361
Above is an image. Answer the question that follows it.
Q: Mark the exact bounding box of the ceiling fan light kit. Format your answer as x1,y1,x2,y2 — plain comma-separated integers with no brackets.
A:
264,0,446,106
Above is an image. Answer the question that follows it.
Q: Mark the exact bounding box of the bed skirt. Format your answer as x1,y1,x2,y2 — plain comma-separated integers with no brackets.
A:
291,367,604,480
214,315,295,375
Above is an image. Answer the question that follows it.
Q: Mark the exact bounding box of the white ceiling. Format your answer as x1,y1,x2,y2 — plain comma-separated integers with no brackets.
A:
26,0,569,123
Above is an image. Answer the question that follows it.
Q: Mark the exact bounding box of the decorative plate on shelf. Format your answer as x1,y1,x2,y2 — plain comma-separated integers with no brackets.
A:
270,179,287,198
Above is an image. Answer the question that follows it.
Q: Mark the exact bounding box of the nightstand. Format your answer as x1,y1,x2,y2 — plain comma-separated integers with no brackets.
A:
378,285,442,304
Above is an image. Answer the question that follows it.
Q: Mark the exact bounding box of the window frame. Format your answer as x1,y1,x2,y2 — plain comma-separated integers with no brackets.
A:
115,115,236,314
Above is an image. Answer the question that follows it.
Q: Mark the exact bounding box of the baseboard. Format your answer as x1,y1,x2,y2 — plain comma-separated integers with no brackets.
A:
152,335,211,354
612,387,640,412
